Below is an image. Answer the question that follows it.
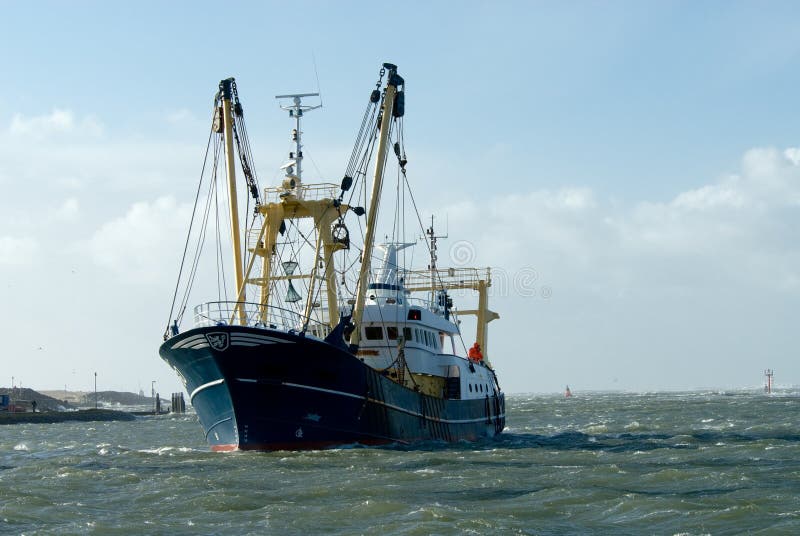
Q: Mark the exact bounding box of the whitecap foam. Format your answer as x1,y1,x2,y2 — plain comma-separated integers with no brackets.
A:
138,446,175,455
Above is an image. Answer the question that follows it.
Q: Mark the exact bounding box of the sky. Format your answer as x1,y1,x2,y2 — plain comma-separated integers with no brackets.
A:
1,1,799,395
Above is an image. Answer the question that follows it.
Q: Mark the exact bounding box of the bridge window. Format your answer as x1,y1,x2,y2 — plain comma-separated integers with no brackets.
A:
403,327,412,340
408,309,422,321
387,326,398,340
364,327,383,340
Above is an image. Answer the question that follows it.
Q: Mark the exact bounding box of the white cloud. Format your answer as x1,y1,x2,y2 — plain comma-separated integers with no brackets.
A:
784,147,800,166
434,186,602,269
55,197,80,221
431,145,800,391
9,109,104,139
672,183,748,210
740,147,800,204
0,236,39,266
88,196,192,284
0,108,199,196
2,102,797,393
665,147,800,213
556,187,596,210
439,145,800,299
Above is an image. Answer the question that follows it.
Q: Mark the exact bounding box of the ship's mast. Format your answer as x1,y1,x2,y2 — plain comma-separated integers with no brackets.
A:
426,216,447,306
220,78,246,324
275,92,321,184
351,64,403,347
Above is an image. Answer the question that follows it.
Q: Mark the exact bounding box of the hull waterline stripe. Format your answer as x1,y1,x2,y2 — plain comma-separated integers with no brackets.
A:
280,381,505,425
230,334,289,344
282,382,365,401
369,396,506,425
190,378,225,402
231,337,278,344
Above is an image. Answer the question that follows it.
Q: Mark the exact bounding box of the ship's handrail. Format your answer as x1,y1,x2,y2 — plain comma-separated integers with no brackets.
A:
402,267,492,291
193,301,331,337
365,295,434,309
262,182,339,203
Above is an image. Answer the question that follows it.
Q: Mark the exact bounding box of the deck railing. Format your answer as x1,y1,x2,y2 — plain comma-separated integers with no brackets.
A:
402,267,492,291
193,301,331,337
263,182,340,203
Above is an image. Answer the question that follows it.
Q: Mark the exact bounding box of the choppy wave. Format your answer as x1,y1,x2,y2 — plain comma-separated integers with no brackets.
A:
0,391,798,534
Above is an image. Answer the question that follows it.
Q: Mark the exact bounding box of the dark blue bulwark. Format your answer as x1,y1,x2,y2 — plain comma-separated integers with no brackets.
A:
160,326,505,451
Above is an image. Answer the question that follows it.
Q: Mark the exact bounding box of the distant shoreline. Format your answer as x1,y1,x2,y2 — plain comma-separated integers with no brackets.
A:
0,409,137,425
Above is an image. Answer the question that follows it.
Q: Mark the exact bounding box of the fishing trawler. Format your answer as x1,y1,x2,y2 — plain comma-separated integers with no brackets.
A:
159,63,505,451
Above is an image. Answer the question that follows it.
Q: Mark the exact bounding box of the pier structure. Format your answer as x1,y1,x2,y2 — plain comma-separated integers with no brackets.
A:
171,392,186,413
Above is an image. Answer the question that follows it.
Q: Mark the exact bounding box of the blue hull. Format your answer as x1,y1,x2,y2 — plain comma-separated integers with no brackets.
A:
159,326,505,451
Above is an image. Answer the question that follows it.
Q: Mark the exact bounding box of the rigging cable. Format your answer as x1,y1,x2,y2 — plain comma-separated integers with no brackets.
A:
214,168,229,304
340,67,385,192
163,123,215,338
177,136,223,325
394,112,470,356
337,85,387,305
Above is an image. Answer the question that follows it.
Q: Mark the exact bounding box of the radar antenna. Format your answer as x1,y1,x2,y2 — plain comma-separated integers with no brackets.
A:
274,92,321,183
426,215,448,306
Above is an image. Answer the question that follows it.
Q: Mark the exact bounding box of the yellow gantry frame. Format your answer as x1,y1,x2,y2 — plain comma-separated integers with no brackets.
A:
349,80,398,347
221,79,346,330
221,81,247,325
243,194,348,329
223,70,497,360
238,70,400,338
404,268,499,363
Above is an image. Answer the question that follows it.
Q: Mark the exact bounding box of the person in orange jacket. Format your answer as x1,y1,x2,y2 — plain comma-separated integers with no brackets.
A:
468,342,483,362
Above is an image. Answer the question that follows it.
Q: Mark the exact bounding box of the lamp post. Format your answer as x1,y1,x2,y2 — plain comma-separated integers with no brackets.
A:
94,372,97,409
151,380,156,415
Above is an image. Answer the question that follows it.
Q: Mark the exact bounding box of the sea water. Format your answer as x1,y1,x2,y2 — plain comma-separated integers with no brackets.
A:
1,391,798,535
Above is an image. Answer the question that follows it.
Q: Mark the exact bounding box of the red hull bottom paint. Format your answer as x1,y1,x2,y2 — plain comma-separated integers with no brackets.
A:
210,444,240,452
